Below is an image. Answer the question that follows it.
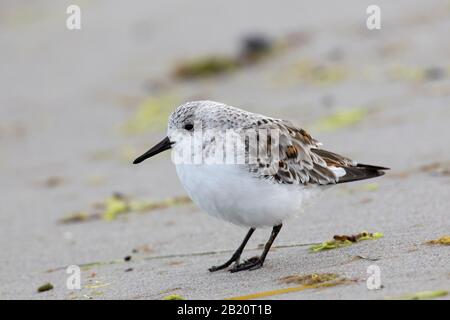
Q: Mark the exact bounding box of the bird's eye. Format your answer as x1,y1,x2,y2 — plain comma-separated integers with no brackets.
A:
184,123,194,131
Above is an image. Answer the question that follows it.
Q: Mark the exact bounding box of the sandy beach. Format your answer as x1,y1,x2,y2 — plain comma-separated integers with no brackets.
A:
1,0,449,299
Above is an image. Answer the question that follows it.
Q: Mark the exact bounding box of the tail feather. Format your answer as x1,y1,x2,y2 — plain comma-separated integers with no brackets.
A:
337,164,389,184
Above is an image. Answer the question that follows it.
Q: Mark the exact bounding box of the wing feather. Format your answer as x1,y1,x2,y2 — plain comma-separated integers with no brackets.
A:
245,119,388,185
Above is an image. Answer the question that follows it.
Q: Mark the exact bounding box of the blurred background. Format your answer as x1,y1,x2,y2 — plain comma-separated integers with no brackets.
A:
1,0,450,299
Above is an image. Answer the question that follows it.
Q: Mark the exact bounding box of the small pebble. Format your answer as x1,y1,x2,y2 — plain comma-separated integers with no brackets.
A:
38,282,54,293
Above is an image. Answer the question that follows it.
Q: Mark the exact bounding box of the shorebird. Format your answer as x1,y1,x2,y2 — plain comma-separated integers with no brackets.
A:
133,101,388,272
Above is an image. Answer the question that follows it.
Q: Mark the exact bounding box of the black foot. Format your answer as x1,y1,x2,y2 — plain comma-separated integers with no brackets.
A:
208,228,256,272
229,256,263,273
209,261,235,272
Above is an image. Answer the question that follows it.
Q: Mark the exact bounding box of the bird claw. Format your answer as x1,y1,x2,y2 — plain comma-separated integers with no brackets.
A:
208,265,223,272
229,256,263,273
209,255,240,272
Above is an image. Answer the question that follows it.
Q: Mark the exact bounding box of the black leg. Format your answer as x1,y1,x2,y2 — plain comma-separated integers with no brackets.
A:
209,228,255,272
230,224,282,273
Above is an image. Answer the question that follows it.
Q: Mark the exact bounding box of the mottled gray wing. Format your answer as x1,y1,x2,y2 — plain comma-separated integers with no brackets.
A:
246,119,387,185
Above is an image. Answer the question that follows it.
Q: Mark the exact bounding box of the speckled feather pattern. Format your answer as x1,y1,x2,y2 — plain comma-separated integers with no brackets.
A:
167,101,387,227
168,101,384,186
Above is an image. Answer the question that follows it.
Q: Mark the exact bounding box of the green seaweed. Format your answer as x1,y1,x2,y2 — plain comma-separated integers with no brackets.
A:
102,194,130,221
279,273,339,286
310,231,384,252
102,194,191,221
59,211,90,223
313,108,368,132
60,194,191,224
84,280,111,289
426,235,450,246
79,259,123,271
173,56,238,79
228,276,350,300
122,95,178,134
386,290,448,300
389,65,425,82
296,60,347,85
361,183,379,192
163,294,185,300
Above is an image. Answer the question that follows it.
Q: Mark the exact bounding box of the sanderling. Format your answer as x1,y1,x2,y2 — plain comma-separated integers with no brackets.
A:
133,100,388,272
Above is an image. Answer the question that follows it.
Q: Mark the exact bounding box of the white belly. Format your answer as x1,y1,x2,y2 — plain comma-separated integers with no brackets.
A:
175,164,321,228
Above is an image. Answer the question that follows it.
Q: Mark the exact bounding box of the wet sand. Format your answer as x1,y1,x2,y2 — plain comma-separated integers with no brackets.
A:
1,0,450,299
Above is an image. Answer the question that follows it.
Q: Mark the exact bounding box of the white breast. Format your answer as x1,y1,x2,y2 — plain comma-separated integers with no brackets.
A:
175,163,322,228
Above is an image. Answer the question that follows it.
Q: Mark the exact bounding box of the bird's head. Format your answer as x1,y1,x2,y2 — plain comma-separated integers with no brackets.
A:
133,100,228,164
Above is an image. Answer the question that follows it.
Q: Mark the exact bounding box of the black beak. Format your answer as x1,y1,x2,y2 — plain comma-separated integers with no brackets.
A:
133,136,173,164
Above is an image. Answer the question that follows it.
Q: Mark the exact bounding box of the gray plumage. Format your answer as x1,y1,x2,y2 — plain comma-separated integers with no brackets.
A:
169,100,389,186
